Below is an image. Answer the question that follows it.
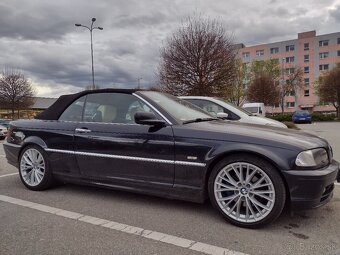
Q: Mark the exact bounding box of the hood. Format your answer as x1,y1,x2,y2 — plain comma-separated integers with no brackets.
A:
247,116,288,128
177,120,328,151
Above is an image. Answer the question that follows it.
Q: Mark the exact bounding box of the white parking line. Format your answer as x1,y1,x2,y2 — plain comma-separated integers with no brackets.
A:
335,183,340,186
0,194,247,255
0,172,18,178
0,155,5,157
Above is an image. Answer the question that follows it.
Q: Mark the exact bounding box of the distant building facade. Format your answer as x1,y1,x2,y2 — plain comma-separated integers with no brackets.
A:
0,97,57,119
238,30,340,113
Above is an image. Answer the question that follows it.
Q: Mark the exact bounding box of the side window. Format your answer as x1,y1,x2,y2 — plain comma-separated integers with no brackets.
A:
83,93,157,124
59,96,85,122
187,99,240,120
187,99,224,116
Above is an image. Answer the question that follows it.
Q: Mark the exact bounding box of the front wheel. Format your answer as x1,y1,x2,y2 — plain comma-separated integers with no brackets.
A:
208,154,286,228
19,145,54,191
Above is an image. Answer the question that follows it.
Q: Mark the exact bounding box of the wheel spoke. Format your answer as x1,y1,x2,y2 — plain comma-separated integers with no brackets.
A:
252,175,266,188
232,165,241,181
217,194,239,202
218,175,238,188
249,196,270,211
224,169,238,186
215,181,238,191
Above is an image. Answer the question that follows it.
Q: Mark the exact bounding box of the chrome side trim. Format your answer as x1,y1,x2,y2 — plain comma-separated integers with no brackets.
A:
44,148,206,167
133,93,173,125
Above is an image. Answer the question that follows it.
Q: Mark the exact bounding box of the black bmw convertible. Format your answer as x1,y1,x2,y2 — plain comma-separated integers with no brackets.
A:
3,89,340,228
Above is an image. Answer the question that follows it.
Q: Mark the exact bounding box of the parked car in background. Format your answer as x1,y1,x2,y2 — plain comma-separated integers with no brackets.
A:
180,96,287,128
292,110,312,124
243,103,266,117
0,119,10,129
0,124,8,140
4,89,339,228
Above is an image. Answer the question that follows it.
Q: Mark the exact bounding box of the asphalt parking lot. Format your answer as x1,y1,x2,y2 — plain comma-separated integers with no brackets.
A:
0,122,339,255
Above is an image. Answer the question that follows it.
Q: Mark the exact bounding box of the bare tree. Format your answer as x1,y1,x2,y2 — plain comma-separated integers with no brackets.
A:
247,73,280,105
279,67,303,113
318,66,340,118
159,16,237,96
0,70,35,119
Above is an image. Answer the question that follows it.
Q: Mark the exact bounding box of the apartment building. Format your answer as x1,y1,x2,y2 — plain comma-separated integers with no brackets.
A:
238,31,340,113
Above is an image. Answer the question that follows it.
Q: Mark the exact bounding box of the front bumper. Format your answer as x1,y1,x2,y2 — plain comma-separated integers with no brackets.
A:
3,141,21,167
283,159,339,209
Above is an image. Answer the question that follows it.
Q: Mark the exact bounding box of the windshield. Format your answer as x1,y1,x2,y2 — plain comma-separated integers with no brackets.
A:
295,110,310,115
139,91,214,123
215,98,253,116
243,107,259,114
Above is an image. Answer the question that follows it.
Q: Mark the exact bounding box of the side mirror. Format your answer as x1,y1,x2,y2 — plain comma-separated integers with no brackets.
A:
217,112,229,119
259,109,263,114
134,112,166,126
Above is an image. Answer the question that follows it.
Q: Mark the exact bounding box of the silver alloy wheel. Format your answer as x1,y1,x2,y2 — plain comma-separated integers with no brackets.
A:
20,148,45,187
214,162,275,223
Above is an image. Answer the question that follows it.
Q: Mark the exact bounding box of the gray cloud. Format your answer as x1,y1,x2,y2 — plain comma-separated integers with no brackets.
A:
0,0,339,97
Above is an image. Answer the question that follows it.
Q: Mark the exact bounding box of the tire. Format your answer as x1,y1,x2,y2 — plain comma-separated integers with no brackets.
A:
19,145,54,191
208,154,286,228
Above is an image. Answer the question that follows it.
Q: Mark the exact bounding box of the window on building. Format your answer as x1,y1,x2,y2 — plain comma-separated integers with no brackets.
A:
256,50,264,56
286,68,295,74
304,66,309,73
304,43,309,51
304,78,310,85
286,102,295,108
319,40,329,47
338,50,340,57
319,52,329,59
319,64,329,71
304,90,310,97
286,45,295,52
285,56,295,63
287,90,295,96
270,47,279,54
304,55,309,62
242,52,250,58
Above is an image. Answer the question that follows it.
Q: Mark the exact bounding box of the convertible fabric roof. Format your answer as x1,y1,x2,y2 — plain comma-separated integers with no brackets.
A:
35,88,139,120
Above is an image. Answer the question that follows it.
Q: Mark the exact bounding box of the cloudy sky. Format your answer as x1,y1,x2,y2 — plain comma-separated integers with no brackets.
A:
1,0,340,97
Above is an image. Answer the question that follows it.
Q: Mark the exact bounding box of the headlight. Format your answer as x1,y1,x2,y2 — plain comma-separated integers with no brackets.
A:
295,148,329,168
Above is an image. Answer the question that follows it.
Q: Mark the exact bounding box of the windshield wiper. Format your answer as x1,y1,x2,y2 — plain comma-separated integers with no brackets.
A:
182,117,218,124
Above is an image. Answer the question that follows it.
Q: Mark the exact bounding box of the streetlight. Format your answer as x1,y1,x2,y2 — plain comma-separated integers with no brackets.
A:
137,77,142,89
75,18,103,90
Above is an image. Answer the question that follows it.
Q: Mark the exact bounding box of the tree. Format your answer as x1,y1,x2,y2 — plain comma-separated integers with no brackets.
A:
224,59,249,106
250,59,280,80
247,73,280,105
318,66,340,118
0,70,35,119
279,67,303,113
159,16,237,96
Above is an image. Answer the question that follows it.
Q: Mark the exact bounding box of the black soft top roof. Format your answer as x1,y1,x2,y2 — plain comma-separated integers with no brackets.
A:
35,88,140,120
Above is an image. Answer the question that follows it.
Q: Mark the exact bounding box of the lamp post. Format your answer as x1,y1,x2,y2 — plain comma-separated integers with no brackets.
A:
75,18,103,90
137,77,142,89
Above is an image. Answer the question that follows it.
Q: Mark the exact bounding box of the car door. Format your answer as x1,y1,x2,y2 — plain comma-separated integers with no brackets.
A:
74,92,175,187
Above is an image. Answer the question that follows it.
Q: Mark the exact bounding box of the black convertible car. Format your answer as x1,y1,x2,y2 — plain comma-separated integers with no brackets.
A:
3,89,340,228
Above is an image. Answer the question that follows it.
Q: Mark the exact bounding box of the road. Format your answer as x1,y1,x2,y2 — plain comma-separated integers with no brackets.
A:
0,122,339,255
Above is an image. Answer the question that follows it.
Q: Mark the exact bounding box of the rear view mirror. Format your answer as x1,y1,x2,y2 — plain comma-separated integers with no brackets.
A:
217,112,229,119
134,112,166,126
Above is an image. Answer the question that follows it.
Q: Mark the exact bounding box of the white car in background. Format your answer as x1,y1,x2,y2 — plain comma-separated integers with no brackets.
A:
180,96,287,128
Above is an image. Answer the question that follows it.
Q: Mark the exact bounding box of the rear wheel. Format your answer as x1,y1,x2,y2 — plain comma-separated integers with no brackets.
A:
19,145,54,191
208,154,286,228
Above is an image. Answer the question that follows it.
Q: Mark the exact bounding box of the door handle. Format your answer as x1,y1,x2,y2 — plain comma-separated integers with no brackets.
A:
75,128,92,133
